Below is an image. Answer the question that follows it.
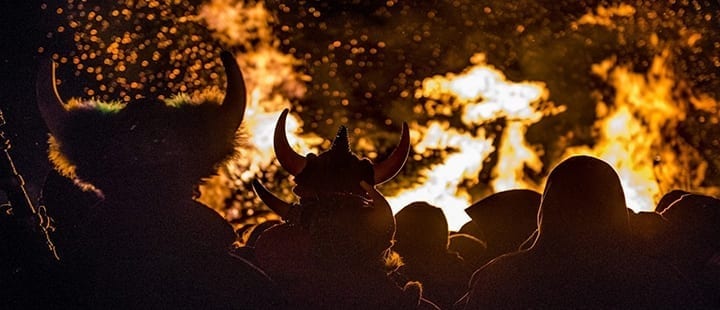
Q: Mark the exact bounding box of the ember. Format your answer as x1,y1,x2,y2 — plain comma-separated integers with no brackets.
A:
40,0,720,230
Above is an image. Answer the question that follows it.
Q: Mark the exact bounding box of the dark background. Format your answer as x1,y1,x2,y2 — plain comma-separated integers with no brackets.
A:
1,0,48,199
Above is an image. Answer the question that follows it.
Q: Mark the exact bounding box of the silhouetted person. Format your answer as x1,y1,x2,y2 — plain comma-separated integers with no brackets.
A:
37,52,284,309
660,193,720,307
624,189,692,261
256,183,438,309
394,201,473,310
448,233,487,270
655,189,689,213
462,155,704,309
458,221,485,241
254,117,437,309
465,189,540,265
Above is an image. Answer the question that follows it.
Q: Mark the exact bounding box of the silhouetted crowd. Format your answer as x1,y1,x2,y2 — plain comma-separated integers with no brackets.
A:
1,52,717,309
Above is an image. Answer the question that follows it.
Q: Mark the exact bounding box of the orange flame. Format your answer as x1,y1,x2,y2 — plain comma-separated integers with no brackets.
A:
195,0,322,216
563,50,708,212
386,54,562,230
193,1,716,231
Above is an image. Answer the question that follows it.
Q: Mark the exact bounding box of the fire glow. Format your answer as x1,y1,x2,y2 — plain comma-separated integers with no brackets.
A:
46,0,719,230
562,50,708,215
384,53,558,229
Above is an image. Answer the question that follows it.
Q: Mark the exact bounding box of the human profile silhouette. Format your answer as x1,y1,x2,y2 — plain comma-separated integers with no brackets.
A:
462,155,704,309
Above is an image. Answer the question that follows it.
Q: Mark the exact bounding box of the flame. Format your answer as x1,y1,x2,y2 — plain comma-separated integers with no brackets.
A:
195,3,565,230
195,0,323,217
52,0,717,230
386,54,561,230
387,48,712,230
574,4,636,28
562,50,707,211
386,121,495,229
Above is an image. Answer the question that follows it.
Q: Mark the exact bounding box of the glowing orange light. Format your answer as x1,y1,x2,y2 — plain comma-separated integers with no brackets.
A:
387,54,560,230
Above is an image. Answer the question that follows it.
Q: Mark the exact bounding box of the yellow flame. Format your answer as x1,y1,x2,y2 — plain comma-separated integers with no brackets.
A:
386,54,559,230
386,122,495,229
388,49,712,230
198,0,276,49
563,50,707,212
492,121,543,192
574,4,636,28
194,1,715,231
196,0,322,216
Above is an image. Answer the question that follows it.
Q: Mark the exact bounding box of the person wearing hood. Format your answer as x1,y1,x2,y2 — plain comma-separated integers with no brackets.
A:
461,155,703,309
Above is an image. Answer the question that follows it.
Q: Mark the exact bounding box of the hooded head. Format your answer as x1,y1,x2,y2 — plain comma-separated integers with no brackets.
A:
655,189,690,213
394,201,450,256
37,52,247,196
465,189,541,254
535,155,630,250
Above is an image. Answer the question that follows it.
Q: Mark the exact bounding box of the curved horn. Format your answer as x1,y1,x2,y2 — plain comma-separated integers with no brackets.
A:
373,122,410,184
219,51,246,132
36,59,68,136
273,109,307,175
252,179,292,219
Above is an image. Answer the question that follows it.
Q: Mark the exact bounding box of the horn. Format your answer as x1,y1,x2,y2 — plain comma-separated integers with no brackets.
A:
373,122,410,184
36,59,68,136
273,109,307,175
330,126,351,153
219,51,246,132
252,179,293,219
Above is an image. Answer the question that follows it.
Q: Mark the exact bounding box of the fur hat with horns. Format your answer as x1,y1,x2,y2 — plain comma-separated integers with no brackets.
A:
37,51,247,193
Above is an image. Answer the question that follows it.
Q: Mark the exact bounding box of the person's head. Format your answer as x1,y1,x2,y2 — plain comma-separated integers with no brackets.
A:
257,109,409,210
458,221,485,241
661,193,720,250
465,189,540,253
655,189,689,213
394,201,450,256
448,233,486,268
536,156,629,248
253,113,410,267
37,52,247,196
